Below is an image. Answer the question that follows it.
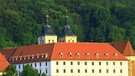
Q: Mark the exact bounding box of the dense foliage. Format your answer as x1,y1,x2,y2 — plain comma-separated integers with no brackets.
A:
21,64,44,76
0,0,135,49
3,65,18,76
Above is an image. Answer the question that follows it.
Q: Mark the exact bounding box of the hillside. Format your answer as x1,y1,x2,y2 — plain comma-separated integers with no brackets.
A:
0,0,135,49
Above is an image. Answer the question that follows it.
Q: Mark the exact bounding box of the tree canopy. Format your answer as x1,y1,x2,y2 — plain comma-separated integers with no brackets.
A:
3,65,18,76
0,0,135,49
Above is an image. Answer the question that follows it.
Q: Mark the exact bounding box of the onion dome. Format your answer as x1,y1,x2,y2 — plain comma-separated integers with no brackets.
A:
61,16,74,36
40,15,56,36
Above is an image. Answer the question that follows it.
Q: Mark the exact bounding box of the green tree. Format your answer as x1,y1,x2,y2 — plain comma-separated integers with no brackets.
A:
3,65,18,76
41,73,46,76
21,64,40,76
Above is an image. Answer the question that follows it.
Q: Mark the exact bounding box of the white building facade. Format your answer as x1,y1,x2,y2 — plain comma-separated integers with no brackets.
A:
7,43,128,76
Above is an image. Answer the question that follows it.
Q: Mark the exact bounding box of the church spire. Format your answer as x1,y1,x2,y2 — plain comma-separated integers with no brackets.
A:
46,15,49,25
65,16,68,25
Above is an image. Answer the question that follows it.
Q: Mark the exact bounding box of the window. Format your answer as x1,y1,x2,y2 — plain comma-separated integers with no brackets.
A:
40,69,42,74
72,40,74,42
35,63,36,67
69,53,72,58
120,62,122,66
76,53,80,58
106,69,109,73
78,69,80,73
19,65,20,69
56,69,59,73
48,40,50,43
63,69,66,73
71,62,73,65
114,53,118,58
71,69,73,73
105,53,109,58
92,62,94,65
63,62,66,65
99,62,101,65
85,69,87,73
85,62,87,65
46,69,47,74
113,69,115,73
120,69,122,73
45,54,48,58
106,62,108,65
78,62,80,65
56,62,59,65
52,40,54,43
92,69,94,73
40,63,41,67
95,53,99,58
59,53,63,58
113,62,115,65
99,69,101,73
31,64,32,67
46,62,47,66
86,53,90,58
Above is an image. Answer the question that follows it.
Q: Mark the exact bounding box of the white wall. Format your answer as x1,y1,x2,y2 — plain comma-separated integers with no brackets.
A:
15,61,51,76
15,60,128,76
51,60,128,76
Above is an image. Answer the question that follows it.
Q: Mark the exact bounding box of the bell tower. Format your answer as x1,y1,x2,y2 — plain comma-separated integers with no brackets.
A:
58,16,77,42
38,15,57,44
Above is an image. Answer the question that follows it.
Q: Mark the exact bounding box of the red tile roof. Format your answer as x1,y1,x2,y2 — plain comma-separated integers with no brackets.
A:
0,48,17,59
51,43,127,60
3,43,127,64
109,41,135,56
0,52,10,72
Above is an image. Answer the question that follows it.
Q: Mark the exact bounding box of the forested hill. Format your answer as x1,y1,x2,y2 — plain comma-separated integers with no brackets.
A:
0,0,135,49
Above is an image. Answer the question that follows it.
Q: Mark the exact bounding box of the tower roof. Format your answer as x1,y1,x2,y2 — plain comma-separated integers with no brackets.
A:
61,16,74,36
39,15,56,36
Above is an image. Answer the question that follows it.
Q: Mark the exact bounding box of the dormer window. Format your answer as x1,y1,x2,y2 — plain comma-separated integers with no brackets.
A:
41,55,44,58
27,55,30,60
19,56,22,60
12,58,15,61
45,54,48,58
20,57,22,60
40,54,45,58
36,54,40,58
105,53,109,58
68,53,72,58
76,53,80,58
37,56,39,58
95,53,99,58
24,57,26,60
32,56,34,59
23,56,26,60
59,53,63,58
114,53,118,58
86,53,90,58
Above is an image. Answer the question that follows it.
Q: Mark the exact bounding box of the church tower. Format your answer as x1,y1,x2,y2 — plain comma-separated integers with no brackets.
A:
58,16,77,42
38,15,57,44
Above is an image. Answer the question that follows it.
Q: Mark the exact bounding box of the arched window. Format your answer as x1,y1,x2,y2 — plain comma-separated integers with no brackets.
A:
114,53,118,58
68,53,72,58
59,53,63,58
86,53,90,58
76,53,80,58
95,53,99,58
105,53,109,58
